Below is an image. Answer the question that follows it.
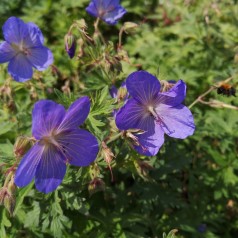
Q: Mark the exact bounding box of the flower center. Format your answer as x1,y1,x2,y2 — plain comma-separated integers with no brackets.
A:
147,105,163,125
41,135,59,148
11,42,31,56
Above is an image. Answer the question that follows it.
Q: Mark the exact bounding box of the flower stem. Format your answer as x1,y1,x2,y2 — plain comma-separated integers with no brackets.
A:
188,87,215,109
106,132,123,144
94,18,105,44
118,26,124,48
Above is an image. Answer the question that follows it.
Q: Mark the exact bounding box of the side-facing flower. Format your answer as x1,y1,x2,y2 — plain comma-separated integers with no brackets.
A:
115,71,195,156
0,17,53,82
14,97,99,193
86,0,127,25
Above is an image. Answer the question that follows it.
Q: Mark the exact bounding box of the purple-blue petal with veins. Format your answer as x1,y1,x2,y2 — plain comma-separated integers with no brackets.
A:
116,98,148,131
94,0,120,10
86,2,99,18
102,6,127,25
155,104,195,138
160,80,187,106
58,96,90,130
35,146,66,194
8,54,33,82
32,100,66,139
14,142,44,187
0,41,17,63
126,71,161,105
2,17,28,44
57,128,99,166
134,121,165,156
27,46,53,71
86,0,126,25
27,22,44,45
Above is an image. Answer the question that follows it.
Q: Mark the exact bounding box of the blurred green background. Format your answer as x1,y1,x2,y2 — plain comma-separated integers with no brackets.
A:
0,0,238,237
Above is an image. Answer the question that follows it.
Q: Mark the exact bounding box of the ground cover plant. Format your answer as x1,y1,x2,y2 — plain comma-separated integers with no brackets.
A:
0,0,238,237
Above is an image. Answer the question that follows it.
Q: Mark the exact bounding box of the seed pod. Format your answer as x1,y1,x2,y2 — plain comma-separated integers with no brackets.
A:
14,136,33,159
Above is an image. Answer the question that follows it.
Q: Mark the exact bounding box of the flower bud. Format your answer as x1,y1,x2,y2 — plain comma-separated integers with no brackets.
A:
117,87,128,102
123,22,139,34
117,48,130,63
0,185,15,217
14,136,33,159
4,193,15,217
101,142,115,164
74,19,87,30
88,178,105,196
64,33,77,59
0,187,8,205
134,160,153,180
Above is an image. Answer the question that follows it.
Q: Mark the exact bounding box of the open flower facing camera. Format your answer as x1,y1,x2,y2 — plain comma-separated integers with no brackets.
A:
0,17,53,82
115,71,195,156
15,97,99,193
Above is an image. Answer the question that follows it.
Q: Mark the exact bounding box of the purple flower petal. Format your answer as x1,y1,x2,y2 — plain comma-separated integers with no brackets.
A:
126,71,161,104
21,23,44,48
58,96,90,130
14,143,44,187
35,146,66,193
116,98,148,131
57,129,99,166
32,100,66,140
135,124,165,156
0,41,17,63
109,85,118,98
8,54,33,82
156,104,195,138
102,6,127,25
27,22,44,45
86,0,126,25
86,2,98,18
27,46,53,71
94,0,120,9
160,80,187,106
2,17,28,44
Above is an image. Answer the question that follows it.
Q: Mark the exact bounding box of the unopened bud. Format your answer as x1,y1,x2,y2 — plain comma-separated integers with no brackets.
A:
123,22,139,34
117,87,128,102
134,160,153,180
101,142,115,181
101,141,114,165
74,19,87,29
4,193,15,217
14,136,33,159
0,187,8,205
88,178,105,196
8,176,16,194
64,33,77,59
117,48,130,63
0,186,15,216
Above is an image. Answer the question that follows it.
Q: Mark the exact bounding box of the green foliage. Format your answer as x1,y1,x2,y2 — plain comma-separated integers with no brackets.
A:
0,0,238,238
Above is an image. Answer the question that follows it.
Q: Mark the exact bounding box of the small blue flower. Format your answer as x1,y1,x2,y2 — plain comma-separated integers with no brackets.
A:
14,97,99,193
0,17,53,82
86,0,127,25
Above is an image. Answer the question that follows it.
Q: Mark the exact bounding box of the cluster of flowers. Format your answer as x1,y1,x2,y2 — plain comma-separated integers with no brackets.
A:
0,0,195,194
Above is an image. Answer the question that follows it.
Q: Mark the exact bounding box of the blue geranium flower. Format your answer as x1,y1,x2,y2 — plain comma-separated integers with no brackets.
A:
14,97,99,193
0,17,53,82
86,0,127,25
115,71,195,156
